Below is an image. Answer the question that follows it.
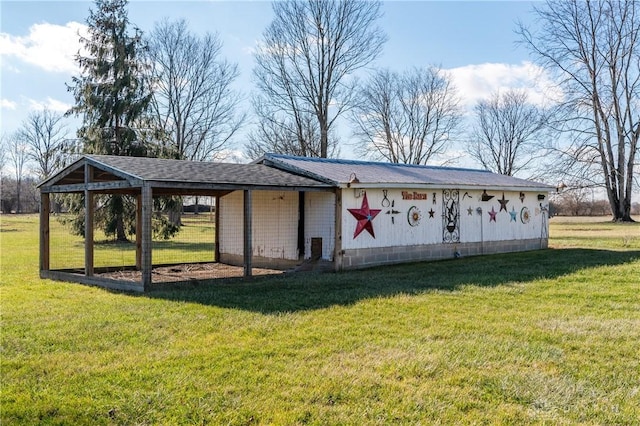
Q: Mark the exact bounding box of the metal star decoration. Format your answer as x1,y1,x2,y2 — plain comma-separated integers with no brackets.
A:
348,193,381,238
498,192,509,212
509,206,517,222
428,208,435,218
467,206,473,216
488,206,498,222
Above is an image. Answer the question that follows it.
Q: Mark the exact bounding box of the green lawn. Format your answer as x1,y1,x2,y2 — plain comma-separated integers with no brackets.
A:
1,214,639,425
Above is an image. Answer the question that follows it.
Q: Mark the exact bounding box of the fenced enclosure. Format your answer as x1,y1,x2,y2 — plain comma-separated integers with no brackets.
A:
38,155,334,292
46,197,284,290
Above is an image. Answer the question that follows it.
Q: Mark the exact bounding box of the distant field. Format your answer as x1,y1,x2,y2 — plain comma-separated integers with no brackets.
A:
549,215,640,249
1,214,639,424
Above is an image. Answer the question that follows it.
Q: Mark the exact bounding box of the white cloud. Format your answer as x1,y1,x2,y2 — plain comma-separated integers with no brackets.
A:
0,21,87,74
27,97,71,113
1,99,17,110
447,61,562,109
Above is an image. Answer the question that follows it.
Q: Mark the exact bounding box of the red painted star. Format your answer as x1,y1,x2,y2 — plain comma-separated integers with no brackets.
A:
348,193,381,238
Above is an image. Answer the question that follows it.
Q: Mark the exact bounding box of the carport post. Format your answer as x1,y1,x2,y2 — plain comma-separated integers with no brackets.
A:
141,184,153,290
84,164,94,277
39,192,50,272
243,189,252,277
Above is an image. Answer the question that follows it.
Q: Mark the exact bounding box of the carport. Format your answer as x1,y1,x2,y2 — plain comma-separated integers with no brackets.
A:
38,155,333,292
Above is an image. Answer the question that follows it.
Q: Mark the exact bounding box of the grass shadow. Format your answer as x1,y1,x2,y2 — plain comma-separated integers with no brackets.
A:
145,248,639,314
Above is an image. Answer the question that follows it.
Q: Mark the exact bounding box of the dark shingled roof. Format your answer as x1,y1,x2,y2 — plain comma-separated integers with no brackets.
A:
39,155,333,191
86,155,330,187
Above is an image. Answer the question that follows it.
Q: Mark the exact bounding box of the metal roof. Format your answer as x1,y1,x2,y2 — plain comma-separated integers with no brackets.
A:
260,154,555,192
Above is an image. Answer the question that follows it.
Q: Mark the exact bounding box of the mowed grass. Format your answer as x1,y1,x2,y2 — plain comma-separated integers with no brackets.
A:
1,215,639,424
47,214,216,270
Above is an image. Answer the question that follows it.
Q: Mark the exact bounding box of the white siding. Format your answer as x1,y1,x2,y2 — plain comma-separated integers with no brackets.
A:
219,190,300,260
341,188,549,250
459,190,548,243
304,192,335,260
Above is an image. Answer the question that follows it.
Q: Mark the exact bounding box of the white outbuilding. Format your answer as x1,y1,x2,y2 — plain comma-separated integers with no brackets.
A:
219,154,554,271
39,153,553,291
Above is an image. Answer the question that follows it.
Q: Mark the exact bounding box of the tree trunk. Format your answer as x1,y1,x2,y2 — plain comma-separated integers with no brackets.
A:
116,214,127,241
611,198,634,222
169,206,182,225
320,124,328,158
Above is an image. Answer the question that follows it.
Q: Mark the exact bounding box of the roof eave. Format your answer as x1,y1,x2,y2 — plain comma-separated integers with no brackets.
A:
260,154,338,186
339,182,555,192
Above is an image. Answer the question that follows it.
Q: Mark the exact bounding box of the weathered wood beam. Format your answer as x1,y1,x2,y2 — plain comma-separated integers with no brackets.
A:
40,180,140,194
214,195,220,263
141,184,153,290
136,193,142,270
243,190,252,277
333,189,343,272
84,164,94,277
39,192,50,272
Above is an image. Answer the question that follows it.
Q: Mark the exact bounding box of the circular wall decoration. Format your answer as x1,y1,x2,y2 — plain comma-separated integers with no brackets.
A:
407,206,422,227
520,207,531,224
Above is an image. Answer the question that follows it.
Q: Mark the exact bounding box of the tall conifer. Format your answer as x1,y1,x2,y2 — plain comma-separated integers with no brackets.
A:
67,0,152,241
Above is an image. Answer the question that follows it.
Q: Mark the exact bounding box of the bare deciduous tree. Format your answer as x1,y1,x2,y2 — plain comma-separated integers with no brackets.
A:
147,19,244,161
469,90,549,176
253,0,386,158
17,109,68,180
245,97,339,159
519,0,639,221
350,67,462,165
7,132,30,213
0,133,7,178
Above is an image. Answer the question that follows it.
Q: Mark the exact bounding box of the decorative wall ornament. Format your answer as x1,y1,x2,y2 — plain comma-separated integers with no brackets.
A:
442,189,460,243
509,206,517,222
386,208,401,224
382,190,399,224
481,190,495,201
467,206,473,216
498,192,509,212
488,206,498,222
348,193,381,238
519,192,525,202
540,204,549,238
407,206,422,227
520,207,531,224
433,192,437,204
462,191,472,200
428,208,435,218
381,190,391,207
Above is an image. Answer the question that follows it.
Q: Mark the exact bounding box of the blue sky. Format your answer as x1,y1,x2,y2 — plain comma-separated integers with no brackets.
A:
0,0,550,164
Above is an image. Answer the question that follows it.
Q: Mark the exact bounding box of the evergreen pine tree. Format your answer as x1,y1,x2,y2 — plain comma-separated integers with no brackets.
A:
67,0,153,241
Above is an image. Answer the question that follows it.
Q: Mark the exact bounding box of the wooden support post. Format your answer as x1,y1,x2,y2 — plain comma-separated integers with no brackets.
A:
333,189,343,272
243,189,252,277
141,184,153,290
39,192,50,272
214,195,220,262
84,165,94,277
136,193,142,270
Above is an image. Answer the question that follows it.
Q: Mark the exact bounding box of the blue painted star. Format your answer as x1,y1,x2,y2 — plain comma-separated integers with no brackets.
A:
509,206,517,222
